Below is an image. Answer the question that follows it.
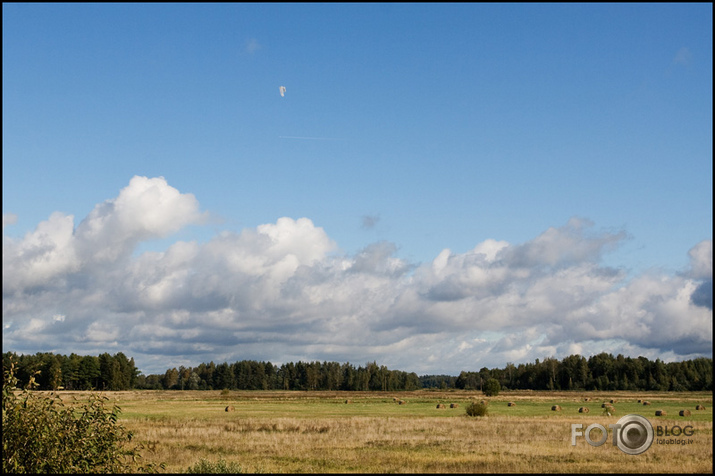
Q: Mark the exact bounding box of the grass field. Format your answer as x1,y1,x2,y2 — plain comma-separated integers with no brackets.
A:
51,389,712,473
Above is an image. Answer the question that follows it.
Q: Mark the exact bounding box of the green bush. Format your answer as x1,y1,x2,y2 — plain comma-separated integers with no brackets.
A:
186,458,246,474
483,378,501,397
2,360,162,473
465,402,488,417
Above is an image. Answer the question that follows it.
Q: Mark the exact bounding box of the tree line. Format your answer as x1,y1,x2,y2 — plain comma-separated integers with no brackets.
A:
137,360,422,392
448,353,712,392
3,351,712,392
2,352,139,391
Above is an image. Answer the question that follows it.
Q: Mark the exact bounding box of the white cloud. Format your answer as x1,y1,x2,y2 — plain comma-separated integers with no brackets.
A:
2,211,79,292
3,176,206,295
75,175,207,263
499,217,626,268
3,213,18,230
2,177,711,374
687,240,712,280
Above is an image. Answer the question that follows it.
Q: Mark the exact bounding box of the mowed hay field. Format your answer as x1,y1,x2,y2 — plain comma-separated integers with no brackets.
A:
52,390,712,473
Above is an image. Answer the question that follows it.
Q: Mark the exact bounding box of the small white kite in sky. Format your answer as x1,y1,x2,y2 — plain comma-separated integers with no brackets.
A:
279,86,286,97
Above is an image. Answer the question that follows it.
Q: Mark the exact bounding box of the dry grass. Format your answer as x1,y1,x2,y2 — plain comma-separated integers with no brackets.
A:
43,390,712,473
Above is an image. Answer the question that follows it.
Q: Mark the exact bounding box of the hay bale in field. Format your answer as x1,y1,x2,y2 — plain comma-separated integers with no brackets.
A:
642,401,651,406
450,403,459,408
436,404,446,409
637,399,643,403
225,405,235,412
393,397,398,401
480,400,489,406
696,405,706,410
345,399,352,404
610,399,617,404
398,400,406,405
679,410,691,417
655,410,667,416
583,397,590,402
578,407,589,413
507,402,516,407
551,405,562,411
601,403,607,408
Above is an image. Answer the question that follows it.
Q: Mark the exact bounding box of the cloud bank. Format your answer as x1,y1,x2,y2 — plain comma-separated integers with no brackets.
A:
3,176,712,374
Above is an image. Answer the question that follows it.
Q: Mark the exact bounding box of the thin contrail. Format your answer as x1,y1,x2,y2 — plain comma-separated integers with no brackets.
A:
279,135,345,141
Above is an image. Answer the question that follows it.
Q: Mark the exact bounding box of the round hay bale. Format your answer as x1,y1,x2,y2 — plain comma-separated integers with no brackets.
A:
655,410,667,416
642,401,651,406
450,403,459,408
696,405,706,410
551,405,562,411
601,403,607,408
637,399,642,403
398,400,406,405
480,400,489,406
225,405,235,412
345,399,352,404
679,410,691,417
436,404,446,409
583,397,590,402
578,407,589,413
507,402,516,407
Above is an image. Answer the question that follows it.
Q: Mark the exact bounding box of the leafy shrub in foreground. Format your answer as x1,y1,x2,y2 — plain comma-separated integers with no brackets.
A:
2,360,162,473
465,402,488,417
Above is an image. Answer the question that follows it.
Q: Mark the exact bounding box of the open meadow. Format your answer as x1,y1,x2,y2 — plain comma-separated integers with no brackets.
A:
51,390,712,473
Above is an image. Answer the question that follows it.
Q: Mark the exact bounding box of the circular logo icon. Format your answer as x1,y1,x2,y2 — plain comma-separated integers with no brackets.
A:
615,414,654,455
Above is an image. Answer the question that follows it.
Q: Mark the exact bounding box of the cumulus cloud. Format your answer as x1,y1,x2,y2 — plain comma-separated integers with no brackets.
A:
3,211,79,292
685,240,713,310
3,213,18,230
687,240,712,280
2,177,711,374
691,280,713,310
75,176,207,263
3,176,207,294
499,217,626,268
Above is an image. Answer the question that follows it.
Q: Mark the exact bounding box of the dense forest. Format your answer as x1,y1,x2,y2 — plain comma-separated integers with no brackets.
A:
3,351,712,392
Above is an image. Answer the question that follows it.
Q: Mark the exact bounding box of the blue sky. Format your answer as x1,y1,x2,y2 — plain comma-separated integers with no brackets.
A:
3,3,712,375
